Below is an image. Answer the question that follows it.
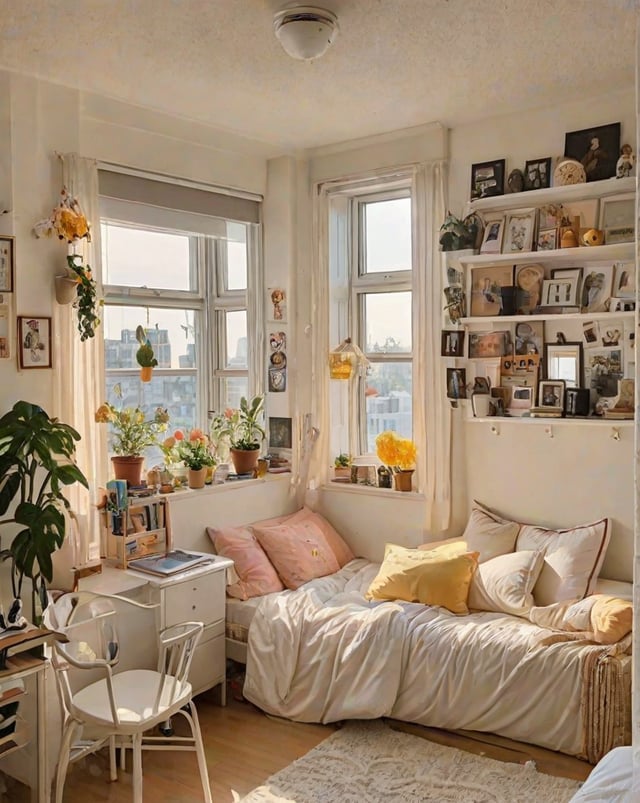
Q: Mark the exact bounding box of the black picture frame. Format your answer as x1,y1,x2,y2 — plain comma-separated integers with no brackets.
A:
523,158,551,190
470,159,505,201
564,122,621,182
446,367,467,399
441,330,465,357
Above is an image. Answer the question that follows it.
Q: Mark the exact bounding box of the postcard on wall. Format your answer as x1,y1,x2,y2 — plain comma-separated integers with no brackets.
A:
0,301,11,360
268,330,287,393
268,287,287,322
585,348,623,402
580,264,614,313
18,316,51,369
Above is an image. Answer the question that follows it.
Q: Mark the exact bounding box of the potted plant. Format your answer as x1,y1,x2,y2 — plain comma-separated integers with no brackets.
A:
333,453,352,480
0,401,88,623
95,384,169,486
375,430,417,492
210,395,265,476
135,325,158,382
173,429,216,489
439,211,482,253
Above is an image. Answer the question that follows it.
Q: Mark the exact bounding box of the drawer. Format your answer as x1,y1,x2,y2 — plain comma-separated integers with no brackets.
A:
189,625,225,697
164,571,225,627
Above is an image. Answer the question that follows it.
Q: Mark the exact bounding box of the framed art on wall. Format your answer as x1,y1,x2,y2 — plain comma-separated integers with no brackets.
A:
599,193,635,244
469,264,514,317
268,416,292,449
538,379,566,411
580,265,614,313
564,122,621,182
470,159,505,201
503,209,537,253
18,316,52,369
441,330,465,357
479,215,505,254
523,158,551,190
0,236,14,293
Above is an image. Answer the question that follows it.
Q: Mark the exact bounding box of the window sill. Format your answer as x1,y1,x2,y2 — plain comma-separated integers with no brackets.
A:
165,472,290,500
322,481,425,500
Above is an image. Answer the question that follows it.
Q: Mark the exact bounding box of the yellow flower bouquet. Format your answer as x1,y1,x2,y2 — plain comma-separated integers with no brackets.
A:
375,430,417,472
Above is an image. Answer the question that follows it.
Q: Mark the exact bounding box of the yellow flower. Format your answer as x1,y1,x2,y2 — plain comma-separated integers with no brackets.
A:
375,430,417,470
94,403,112,424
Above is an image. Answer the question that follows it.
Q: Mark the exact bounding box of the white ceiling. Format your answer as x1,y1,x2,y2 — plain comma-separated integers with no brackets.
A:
0,0,635,154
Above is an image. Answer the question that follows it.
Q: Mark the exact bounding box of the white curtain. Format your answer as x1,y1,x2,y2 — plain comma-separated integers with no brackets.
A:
412,162,451,532
51,153,107,566
247,222,265,401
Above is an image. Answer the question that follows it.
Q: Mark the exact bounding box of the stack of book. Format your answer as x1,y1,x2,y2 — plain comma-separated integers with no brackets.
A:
0,626,66,671
529,407,563,418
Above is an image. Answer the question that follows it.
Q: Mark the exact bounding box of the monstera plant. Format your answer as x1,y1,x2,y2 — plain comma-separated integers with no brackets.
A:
0,401,88,623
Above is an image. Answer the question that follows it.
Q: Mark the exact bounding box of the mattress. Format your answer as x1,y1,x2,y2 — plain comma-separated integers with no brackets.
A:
225,596,263,643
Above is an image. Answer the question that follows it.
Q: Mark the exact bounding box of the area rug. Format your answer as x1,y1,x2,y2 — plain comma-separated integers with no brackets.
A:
236,720,581,802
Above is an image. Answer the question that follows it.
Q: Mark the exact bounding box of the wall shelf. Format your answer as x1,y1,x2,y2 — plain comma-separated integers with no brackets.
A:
455,242,634,269
461,310,635,325
466,416,633,427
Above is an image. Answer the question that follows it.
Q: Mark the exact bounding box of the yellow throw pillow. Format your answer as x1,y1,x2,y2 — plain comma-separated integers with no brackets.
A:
590,596,633,644
366,543,479,614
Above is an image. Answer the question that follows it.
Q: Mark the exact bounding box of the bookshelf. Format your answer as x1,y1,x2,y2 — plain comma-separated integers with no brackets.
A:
101,492,172,569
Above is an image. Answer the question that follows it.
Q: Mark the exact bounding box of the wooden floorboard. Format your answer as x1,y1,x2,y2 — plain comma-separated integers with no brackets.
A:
1,682,593,802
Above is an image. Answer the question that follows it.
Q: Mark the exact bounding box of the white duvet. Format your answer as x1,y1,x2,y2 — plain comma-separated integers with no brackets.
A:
243,559,629,757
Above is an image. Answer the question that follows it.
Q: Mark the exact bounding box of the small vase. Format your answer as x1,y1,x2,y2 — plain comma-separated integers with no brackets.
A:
393,469,414,492
111,455,144,487
188,467,207,489
230,447,260,475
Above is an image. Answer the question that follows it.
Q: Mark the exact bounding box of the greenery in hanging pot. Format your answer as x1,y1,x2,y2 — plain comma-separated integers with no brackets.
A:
0,401,88,623
66,254,101,341
438,211,483,252
135,325,158,382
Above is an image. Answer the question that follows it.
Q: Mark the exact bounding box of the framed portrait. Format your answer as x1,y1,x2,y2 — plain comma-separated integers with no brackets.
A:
479,215,505,254
523,157,551,190
446,367,467,399
613,261,634,298
599,193,635,244
18,316,52,369
469,264,514,317
536,228,558,252
514,263,545,313
503,208,537,253
542,277,579,307
0,236,15,293
564,122,621,181
441,329,465,357
580,264,615,313
470,159,505,201
538,379,566,411
268,416,292,449
551,267,582,302
467,330,510,359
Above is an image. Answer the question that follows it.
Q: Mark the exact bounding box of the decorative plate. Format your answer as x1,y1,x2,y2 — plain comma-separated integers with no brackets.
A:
553,158,586,186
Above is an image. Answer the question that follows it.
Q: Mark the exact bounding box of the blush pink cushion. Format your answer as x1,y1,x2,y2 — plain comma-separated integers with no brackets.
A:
252,520,340,590
206,526,284,600
283,507,355,567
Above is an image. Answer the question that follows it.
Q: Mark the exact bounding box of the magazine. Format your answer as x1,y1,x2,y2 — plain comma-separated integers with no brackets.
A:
127,550,210,577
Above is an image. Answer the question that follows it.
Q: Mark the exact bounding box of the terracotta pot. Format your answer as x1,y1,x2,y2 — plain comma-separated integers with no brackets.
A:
393,469,414,492
230,447,260,475
334,466,351,480
111,455,144,487
188,467,207,489
55,275,78,305
140,366,153,382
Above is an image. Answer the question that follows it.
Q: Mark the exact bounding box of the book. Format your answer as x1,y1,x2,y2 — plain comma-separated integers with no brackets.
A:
603,409,634,420
127,549,211,577
0,627,66,670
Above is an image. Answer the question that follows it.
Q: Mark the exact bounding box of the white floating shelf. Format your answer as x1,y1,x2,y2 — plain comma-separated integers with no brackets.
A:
461,310,634,325
456,242,634,268
466,416,633,427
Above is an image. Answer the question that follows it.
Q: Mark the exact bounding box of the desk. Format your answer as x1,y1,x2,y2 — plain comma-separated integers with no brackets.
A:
0,655,48,803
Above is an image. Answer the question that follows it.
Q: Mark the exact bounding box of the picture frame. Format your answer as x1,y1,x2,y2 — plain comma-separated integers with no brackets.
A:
479,215,505,254
564,122,621,181
536,228,558,252
470,159,505,201
17,316,52,369
446,367,467,399
514,320,544,356
0,236,15,293
503,208,537,253
441,329,465,357
538,379,566,411
580,264,615,313
268,416,292,449
514,264,545,312
523,158,551,190
469,264,514,317
541,277,579,307
599,193,635,244
543,342,583,388
610,297,635,313
443,285,466,325
613,261,634,298
551,267,583,305
467,330,511,359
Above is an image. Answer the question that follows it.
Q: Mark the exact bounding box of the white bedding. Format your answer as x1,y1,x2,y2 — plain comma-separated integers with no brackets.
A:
243,559,631,759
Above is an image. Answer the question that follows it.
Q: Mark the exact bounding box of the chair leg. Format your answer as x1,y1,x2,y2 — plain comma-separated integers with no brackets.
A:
109,734,117,782
188,701,212,803
54,718,79,803
132,732,143,803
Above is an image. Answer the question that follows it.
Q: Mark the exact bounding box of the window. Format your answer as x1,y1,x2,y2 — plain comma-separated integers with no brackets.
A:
100,178,259,464
330,183,414,458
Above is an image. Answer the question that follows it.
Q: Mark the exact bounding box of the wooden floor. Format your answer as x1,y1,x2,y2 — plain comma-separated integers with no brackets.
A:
2,678,593,802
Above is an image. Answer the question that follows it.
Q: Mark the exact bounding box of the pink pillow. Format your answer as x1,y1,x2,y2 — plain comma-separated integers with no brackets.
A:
253,520,340,590
206,526,284,600
284,507,355,567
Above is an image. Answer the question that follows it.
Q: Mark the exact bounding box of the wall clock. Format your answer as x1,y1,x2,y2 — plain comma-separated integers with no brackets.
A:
553,158,586,186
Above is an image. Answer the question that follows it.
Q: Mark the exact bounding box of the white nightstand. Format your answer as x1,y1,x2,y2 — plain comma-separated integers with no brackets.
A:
82,553,233,702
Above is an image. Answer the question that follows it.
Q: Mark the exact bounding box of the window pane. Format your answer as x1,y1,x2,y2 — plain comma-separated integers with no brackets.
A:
220,376,248,411
226,222,247,290
225,310,247,368
101,223,194,291
363,197,411,274
104,306,196,370
364,292,412,353
365,363,412,452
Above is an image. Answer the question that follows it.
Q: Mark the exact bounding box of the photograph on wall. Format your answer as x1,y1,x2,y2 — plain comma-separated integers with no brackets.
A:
268,330,287,392
564,122,621,181
18,316,51,369
479,216,505,254
443,285,466,324
599,321,624,348
268,416,293,449
536,228,557,252
580,264,614,313
446,367,467,399
469,265,514,317
441,329,465,357
268,287,287,322
613,261,635,298
514,264,545,313
582,320,600,348
523,157,551,190
468,330,511,359
503,209,536,253
585,348,623,405
0,236,14,293
513,321,544,356
470,159,505,201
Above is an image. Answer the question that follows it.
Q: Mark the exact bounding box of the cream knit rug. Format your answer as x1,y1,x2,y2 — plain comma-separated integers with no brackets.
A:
237,720,581,803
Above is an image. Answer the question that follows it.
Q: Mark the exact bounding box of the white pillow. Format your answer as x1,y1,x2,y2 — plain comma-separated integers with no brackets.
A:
468,549,546,617
462,505,520,563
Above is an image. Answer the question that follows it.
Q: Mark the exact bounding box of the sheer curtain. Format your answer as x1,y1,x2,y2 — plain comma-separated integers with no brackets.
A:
52,153,107,565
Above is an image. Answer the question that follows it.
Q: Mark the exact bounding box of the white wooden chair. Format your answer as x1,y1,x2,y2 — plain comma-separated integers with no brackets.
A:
44,591,212,803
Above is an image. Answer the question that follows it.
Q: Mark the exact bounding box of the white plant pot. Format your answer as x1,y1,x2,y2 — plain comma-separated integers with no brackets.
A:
54,274,77,305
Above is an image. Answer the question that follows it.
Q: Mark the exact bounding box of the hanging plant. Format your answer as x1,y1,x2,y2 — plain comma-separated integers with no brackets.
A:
66,254,101,342
136,324,158,381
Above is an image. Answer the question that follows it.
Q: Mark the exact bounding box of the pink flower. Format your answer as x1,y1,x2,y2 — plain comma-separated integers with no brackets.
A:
174,430,185,441
189,428,206,443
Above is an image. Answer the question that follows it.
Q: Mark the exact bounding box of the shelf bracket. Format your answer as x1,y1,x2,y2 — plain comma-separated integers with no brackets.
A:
610,427,621,441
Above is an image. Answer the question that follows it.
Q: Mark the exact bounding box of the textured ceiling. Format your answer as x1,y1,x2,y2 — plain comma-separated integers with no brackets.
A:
0,0,635,153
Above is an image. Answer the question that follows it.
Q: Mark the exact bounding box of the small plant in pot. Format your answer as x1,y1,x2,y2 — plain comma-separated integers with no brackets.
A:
173,430,216,489
210,395,265,476
0,401,88,624
333,453,352,480
135,325,158,382
439,211,482,253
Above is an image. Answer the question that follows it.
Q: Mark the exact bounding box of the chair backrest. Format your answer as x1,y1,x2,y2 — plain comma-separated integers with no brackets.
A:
153,622,203,712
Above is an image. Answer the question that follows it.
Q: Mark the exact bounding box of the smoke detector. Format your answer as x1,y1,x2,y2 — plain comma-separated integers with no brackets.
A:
273,5,339,61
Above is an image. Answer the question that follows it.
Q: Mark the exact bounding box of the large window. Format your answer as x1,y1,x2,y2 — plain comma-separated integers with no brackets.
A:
100,189,256,463
330,184,414,457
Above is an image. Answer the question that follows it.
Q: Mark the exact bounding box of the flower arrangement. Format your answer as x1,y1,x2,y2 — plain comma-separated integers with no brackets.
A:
209,395,265,452
95,385,169,456
162,429,215,471
375,430,417,472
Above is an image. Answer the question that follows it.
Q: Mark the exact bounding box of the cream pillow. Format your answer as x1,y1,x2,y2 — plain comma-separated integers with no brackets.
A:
365,543,479,615
468,549,546,617
462,505,520,563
